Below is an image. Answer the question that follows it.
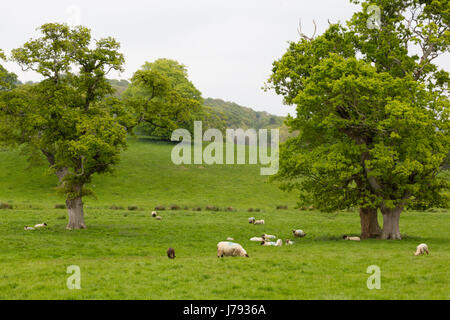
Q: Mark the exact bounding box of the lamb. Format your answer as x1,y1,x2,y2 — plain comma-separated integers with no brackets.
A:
292,229,306,237
248,217,256,224
343,235,360,241
167,248,176,259
253,220,265,225
249,236,265,242
226,237,234,241
285,239,294,245
24,226,35,231
151,211,157,217
217,241,249,258
155,216,162,220
414,243,429,256
262,233,276,239
260,239,282,247
34,223,47,228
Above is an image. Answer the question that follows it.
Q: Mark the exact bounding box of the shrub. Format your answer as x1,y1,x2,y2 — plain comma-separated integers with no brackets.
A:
170,204,180,210
206,205,219,211
54,204,66,209
128,205,139,211
110,205,124,210
276,205,288,210
155,205,165,210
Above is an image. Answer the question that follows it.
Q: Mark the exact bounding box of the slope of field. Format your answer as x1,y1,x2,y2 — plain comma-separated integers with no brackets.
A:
0,138,448,299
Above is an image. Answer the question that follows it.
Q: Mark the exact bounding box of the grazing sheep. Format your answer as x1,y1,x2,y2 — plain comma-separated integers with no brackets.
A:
226,237,234,241
155,216,162,220
167,248,176,259
217,241,249,258
262,234,276,239
24,226,35,230
253,220,265,225
250,236,265,242
343,235,360,241
261,239,282,247
292,229,306,237
285,239,294,245
34,223,47,228
414,243,429,256
248,217,256,224
151,211,157,217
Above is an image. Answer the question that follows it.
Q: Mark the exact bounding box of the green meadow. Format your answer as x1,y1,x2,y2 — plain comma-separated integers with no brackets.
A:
0,137,448,299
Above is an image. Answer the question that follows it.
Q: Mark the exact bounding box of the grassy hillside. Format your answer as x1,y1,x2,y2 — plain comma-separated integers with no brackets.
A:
204,98,285,130
0,138,448,299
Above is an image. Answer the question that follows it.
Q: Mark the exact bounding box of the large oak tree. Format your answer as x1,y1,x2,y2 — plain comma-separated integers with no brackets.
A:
267,0,449,239
0,24,133,229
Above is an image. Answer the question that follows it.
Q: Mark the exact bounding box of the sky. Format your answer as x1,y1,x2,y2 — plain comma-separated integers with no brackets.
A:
1,0,448,116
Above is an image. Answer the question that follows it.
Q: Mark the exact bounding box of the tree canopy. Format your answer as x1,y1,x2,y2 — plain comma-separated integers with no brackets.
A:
123,58,208,139
0,23,134,229
267,0,449,239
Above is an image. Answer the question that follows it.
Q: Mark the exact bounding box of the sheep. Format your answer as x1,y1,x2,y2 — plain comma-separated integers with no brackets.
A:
262,233,276,239
253,220,265,225
249,236,265,242
292,229,306,237
285,239,294,245
167,248,176,259
155,216,162,220
260,239,282,247
217,241,249,258
414,243,429,256
248,217,256,224
226,237,234,241
343,235,360,241
151,211,157,217
24,226,35,231
34,223,47,228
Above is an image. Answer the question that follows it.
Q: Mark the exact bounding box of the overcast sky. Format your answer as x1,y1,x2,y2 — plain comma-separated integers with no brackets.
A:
1,0,448,116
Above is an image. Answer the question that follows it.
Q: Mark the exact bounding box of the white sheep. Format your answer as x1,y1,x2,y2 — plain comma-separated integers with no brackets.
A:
253,220,265,225
226,237,234,241
262,233,276,239
285,239,294,245
261,239,282,247
24,226,35,231
155,216,162,220
151,211,157,217
248,217,256,224
249,236,265,242
343,235,360,241
292,229,306,237
217,241,249,258
414,243,429,256
34,223,47,228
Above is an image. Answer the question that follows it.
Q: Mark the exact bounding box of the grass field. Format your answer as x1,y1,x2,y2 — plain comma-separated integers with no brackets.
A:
0,137,448,299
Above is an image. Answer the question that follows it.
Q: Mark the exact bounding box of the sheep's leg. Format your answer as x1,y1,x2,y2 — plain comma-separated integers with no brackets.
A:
217,248,223,258
425,249,429,255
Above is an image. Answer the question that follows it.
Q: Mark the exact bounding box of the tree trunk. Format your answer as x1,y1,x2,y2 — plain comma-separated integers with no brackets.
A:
360,207,381,239
381,206,402,240
66,196,87,230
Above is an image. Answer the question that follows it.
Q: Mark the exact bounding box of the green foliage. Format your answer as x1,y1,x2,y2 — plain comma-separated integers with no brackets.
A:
203,98,285,130
123,59,206,140
0,50,20,91
268,0,449,213
0,23,131,202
